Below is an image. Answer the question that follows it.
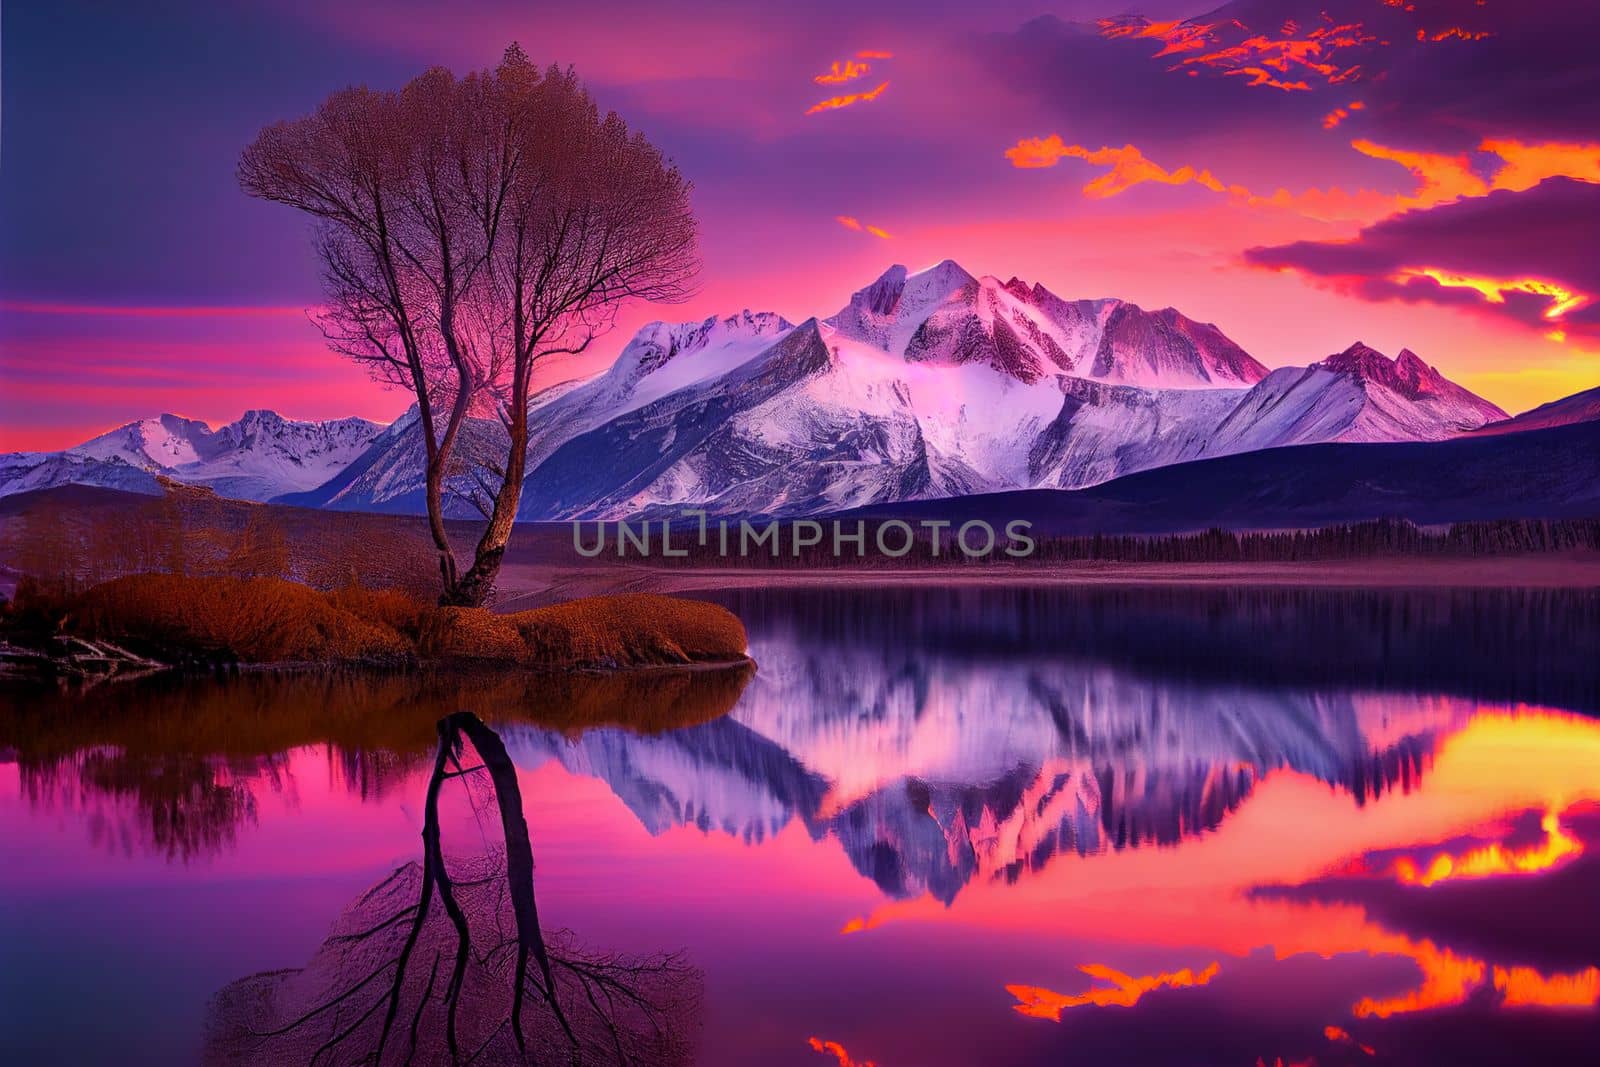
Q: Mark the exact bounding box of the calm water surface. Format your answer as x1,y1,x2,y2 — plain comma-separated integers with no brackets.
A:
3,585,1599,1065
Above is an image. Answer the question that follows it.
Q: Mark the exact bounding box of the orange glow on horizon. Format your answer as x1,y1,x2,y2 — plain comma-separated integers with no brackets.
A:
1007,961,1221,1019
1394,268,1589,322
807,1036,878,1067
805,81,889,115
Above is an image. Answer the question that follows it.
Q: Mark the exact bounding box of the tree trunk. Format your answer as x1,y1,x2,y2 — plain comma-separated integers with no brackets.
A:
441,396,529,608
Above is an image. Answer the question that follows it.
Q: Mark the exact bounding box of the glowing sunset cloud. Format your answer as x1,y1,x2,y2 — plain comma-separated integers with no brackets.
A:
1096,18,1216,58
1003,139,1234,198
807,1036,878,1067
805,81,888,115
1350,139,1488,208
1389,806,1583,885
814,59,872,85
1394,268,1589,321
1492,966,1600,1008
1352,939,1486,1018
835,215,891,239
1421,27,1494,42
1322,100,1365,129
854,50,893,60
1484,138,1600,191
1004,138,1394,221
1103,15,1378,92
1324,1025,1376,1056
1007,961,1221,1019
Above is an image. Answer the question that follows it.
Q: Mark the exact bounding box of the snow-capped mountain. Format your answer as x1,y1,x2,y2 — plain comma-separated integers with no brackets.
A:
0,451,164,499
1,262,1512,514
1,410,384,502
488,262,1501,518
1210,344,1508,450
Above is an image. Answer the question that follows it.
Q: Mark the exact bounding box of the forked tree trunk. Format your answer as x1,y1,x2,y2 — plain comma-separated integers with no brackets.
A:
441,402,529,607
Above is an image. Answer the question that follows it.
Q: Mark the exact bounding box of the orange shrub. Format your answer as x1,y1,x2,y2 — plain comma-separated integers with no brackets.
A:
57,576,746,670
506,594,748,668
75,574,410,664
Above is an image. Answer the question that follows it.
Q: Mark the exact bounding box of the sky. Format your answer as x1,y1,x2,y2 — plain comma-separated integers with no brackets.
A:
3,0,1599,449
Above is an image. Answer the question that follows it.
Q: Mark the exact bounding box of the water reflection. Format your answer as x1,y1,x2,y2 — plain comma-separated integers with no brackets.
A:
0,666,753,861
1,585,1597,1065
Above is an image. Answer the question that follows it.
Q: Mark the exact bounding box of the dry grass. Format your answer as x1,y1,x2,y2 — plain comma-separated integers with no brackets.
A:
73,574,411,664
19,573,747,669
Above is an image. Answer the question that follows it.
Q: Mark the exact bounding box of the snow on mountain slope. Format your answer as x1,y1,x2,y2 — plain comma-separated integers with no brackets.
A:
824,261,1269,388
499,266,1502,518
0,452,164,499
0,411,385,502
1210,343,1508,451
73,414,212,469
11,262,1509,517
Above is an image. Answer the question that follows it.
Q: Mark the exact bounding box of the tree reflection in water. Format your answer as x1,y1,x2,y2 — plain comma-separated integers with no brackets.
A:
204,712,702,1066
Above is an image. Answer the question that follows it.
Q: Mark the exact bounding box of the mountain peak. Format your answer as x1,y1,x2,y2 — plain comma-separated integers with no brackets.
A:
1320,342,1449,399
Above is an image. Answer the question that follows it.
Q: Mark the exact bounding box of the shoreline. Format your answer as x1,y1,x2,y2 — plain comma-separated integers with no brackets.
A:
492,553,1600,608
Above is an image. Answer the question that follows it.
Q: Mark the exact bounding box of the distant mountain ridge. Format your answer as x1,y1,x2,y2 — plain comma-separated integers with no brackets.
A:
2,410,383,503
2,260,1562,517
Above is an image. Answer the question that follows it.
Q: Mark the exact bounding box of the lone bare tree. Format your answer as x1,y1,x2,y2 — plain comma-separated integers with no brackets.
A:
240,45,699,605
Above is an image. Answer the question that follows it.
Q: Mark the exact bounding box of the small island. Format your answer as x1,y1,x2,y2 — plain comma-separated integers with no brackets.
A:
1,573,748,679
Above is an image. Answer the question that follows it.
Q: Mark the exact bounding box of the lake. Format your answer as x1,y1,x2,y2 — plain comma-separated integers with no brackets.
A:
3,584,1599,1065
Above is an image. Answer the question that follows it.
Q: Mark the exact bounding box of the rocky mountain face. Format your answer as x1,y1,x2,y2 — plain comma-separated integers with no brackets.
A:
3,262,1518,515
483,262,1502,518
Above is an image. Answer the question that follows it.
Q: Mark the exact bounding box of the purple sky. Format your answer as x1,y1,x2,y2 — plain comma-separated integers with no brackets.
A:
3,0,1598,448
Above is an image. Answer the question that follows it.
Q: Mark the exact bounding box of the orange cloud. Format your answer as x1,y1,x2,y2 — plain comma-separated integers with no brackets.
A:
1103,16,1378,92
1322,100,1365,129
805,81,889,115
807,1037,878,1067
814,59,872,85
854,50,893,60
1353,940,1486,1018
1484,138,1600,191
1004,137,1396,221
1004,138,1237,199
1350,139,1489,208
1007,961,1220,1019
835,215,892,239
1324,1025,1376,1056
1420,27,1494,42
1097,18,1216,58
1394,268,1590,322
1388,806,1584,885
1492,966,1600,1008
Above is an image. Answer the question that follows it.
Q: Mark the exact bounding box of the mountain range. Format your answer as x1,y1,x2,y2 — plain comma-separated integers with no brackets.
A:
6,260,1590,521
496,595,1473,903
2,410,382,503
